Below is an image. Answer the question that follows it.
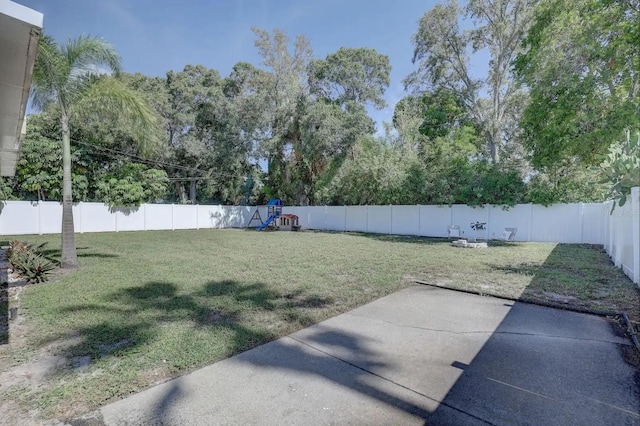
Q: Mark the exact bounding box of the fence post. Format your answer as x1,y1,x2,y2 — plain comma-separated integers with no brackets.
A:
486,204,491,240
171,204,175,231
143,204,147,231
366,206,369,233
38,201,42,235
450,205,453,228
389,205,393,235
115,208,119,232
632,187,640,285
324,205,328,230
78,202,83,234
196,204,199,230
528,203,533,242
343,206,347,232
579,203,584,243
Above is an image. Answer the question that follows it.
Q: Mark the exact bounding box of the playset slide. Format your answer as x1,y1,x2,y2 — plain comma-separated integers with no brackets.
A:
256,214,277,231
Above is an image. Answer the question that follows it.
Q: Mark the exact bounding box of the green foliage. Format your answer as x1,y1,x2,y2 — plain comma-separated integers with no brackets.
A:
515,0,639,170
309,47,391,109
406,0,533,162
15,22,619,210
598,129,640,209
94,164,169,207
7,241,57,284
0,178,14,200
17,115,88,201
32,33,161,268
526,164,608,206
11,252,57,284
319,136,409,205
417,89,467,140
7,240,31,262
321,131,525,207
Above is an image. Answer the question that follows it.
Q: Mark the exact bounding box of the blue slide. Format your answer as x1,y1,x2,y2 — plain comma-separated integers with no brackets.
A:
256,214,277,231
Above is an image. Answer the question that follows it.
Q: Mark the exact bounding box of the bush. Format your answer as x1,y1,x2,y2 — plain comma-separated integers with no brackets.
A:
7,241,57,283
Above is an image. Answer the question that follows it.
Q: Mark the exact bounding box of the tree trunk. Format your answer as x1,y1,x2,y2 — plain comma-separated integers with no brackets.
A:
60,114,78,268
189,180,197,204
175,182,188,204
487,130,500,163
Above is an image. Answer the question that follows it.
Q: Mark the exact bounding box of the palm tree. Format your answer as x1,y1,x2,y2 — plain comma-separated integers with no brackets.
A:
31,35,158,268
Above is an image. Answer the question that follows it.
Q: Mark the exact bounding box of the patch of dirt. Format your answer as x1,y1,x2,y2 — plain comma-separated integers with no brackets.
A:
0,306,86,425
137,365,173,387
540,291,578,304
0,400,43,426
0,354,67,388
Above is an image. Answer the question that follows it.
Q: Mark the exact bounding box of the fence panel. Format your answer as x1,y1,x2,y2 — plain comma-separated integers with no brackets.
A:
80,202,116,233
0,201,39,235
172,205,196,229
606,188,639,283
367,206,391,234
418,205,451,237
40,202,62,234
224,206,253,228
581,203,606,244
115,207,145,232
144,204,173,230
391,205,419,236
306,207,326,230
452,205,490,240
345,206,368,232
325,206,346,231
487,204,532,242
531,204,582,243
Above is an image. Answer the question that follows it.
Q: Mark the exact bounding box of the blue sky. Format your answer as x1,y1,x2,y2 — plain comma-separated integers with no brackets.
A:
17,0,479,129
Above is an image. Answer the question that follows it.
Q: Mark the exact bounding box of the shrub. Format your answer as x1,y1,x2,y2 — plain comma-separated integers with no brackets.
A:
6,241,57,283
7,240,30,263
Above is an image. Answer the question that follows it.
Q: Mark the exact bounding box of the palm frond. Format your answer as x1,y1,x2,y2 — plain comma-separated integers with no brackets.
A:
72,76,162,155
31,34,64,111
63,35,122,77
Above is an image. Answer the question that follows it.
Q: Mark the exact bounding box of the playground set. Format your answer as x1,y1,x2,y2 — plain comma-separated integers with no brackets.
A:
247,199,300,231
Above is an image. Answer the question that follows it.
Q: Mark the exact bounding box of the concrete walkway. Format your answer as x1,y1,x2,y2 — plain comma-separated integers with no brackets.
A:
92,286,638,426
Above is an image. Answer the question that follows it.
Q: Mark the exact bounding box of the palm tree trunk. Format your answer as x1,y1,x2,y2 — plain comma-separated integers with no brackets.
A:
61,114,78,268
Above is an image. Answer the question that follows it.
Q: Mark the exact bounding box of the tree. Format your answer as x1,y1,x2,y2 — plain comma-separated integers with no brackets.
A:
405,0,533,163
94,164,168,207
17,114,88,201
31,35,158,268
514,0,639,170
309,47,391,109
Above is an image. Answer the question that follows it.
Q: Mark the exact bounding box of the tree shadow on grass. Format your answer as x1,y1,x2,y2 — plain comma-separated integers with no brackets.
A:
485,243,640,316
0,281,7,345
339,232,451,246
49,280,334,369
338,231,525,248
38,247,119,263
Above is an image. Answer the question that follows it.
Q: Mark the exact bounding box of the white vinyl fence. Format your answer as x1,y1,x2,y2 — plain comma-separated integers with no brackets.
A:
1,188,638,284
603,187,640,284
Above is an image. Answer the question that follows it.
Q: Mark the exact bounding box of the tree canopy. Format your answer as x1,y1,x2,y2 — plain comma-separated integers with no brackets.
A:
12,12,634,217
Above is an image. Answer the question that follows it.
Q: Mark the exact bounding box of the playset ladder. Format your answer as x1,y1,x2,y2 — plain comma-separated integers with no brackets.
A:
247,209,263,228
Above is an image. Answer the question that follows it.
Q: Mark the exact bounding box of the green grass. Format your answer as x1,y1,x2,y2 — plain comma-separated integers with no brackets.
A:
0,229,638,420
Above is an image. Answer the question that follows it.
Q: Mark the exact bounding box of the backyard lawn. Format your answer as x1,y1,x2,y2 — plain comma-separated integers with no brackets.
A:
1,229,638,421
